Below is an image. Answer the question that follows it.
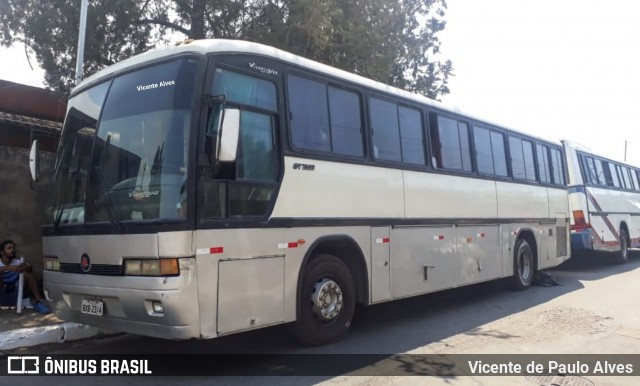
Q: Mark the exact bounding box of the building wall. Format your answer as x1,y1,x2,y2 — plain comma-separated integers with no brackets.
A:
0,145,54,281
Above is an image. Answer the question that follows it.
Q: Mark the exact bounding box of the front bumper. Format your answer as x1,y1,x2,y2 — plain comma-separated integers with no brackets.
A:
44,258,200,340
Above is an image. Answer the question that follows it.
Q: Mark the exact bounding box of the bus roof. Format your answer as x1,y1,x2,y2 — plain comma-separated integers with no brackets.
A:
76,39,561,146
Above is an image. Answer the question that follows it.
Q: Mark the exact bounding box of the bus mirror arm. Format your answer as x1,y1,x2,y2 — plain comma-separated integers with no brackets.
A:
217,108,240,162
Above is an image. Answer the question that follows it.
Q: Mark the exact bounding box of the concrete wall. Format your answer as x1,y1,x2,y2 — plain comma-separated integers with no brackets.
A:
0,145,54,281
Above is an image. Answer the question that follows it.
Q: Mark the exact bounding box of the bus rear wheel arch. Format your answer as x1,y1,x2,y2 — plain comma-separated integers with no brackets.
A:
289,254,356,345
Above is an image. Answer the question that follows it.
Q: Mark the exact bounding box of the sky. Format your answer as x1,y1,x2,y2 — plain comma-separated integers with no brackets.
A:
439,0,640,166
1,0,640,165
0,44,46,88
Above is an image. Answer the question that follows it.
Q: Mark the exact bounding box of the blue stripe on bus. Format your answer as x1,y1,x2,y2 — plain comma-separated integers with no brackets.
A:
571,230,593,251
568,186,586,194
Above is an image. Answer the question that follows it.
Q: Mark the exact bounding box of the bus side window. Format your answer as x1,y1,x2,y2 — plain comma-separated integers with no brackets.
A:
607,162,621,187
631,168,640,191
428,113,442,168
550,148,565,185
621,166,633,190
536,144,551,184
429,113,471,172
369,97,402,162
473,124,508,177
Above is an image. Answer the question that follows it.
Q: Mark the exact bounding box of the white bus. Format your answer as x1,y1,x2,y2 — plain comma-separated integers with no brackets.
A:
34,39,570,345
563,140,640,263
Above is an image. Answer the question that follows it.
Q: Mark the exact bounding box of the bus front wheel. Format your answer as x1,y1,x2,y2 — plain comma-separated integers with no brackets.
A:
508,238,535,290
290,254,356,345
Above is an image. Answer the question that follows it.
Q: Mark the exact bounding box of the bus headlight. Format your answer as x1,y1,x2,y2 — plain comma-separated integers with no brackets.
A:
44,256,60,271
124,258,180,276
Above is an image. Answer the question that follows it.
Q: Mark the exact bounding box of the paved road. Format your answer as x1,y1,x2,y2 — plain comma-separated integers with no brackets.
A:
3,253,640,385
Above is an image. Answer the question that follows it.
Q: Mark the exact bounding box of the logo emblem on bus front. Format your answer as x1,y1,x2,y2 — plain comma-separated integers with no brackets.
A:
80,253,91,273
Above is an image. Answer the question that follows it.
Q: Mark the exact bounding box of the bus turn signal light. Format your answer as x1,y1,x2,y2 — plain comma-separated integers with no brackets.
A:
44,256,60,271
571,210,589,232
124,258,180,276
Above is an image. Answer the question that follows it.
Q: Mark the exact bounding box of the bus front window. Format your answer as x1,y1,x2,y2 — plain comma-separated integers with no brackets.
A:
49,57,199,226
84,58,198,223
47,83,110,226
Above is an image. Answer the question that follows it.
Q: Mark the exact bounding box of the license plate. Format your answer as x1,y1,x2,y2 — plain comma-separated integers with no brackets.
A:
80,299,104,316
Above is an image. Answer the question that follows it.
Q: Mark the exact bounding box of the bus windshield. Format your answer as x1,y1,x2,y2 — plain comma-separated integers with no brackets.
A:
48,57,199,226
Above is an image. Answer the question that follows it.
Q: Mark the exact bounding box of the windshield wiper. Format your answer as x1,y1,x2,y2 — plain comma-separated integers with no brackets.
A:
93,134,122,230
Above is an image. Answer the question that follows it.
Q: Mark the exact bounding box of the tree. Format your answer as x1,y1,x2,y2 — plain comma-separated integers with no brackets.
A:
0,0,452,98
243,0,452,98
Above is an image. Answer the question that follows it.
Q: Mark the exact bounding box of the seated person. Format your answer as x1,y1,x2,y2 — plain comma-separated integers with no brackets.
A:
0,240,50,314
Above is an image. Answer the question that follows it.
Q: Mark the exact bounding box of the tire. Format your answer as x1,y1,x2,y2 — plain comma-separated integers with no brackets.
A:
508,238,535,290
289,254,356,345
613,228,629,264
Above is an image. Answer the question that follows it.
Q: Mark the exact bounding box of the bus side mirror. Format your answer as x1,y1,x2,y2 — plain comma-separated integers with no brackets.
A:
29,140,40,182
217,108,240,162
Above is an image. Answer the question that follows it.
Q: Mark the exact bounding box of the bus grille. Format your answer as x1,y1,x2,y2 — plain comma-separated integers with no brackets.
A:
60,263,123,276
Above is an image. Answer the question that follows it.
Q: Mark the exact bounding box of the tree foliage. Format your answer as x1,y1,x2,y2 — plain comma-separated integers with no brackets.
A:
0,0,452,98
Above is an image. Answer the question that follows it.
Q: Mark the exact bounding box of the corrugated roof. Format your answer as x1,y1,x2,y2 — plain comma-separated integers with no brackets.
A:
0,111,62,131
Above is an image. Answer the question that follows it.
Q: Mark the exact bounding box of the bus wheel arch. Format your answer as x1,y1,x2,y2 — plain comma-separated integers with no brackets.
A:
290,236,368,345
508,230,537,290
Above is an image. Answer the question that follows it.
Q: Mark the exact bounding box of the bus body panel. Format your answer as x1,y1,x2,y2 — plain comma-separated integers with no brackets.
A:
495,181,549,219
271,157,404,218
195,227,290,338
545,187,570,269
391,226,457,298
586,187,633,251
456,225,502,284
158,231,193,257
370,226,391,303
548,187,569,220
403,171,498,218
43,233,160,265
217,256,285,336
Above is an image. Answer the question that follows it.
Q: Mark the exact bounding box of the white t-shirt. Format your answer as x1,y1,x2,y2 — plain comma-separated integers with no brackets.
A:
1,258,22,285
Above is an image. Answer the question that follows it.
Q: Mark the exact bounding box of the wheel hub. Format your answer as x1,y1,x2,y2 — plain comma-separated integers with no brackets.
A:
311,278,343,321
519,250,532,279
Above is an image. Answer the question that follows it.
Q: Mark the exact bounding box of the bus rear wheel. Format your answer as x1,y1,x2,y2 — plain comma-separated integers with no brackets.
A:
613,228,629,264
290,254,356,345
508,238,535,290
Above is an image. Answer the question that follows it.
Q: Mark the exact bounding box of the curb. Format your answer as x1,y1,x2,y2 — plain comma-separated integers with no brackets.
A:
0,323,117,351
